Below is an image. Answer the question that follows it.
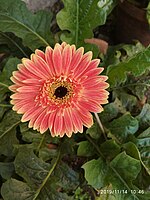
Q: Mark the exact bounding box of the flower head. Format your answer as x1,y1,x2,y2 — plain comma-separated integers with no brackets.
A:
9,42,109,137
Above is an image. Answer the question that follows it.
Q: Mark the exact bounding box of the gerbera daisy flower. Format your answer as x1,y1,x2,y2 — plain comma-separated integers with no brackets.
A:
9,42,109,137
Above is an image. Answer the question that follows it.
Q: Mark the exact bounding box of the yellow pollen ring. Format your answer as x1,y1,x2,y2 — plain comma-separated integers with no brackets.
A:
47,81,74,104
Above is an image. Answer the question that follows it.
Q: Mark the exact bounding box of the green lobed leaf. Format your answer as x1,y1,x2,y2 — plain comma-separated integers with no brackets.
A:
103,42,145,67
107,46,150,88
5,179,70,200
11,146,77,199
0,57,20,106
0,162,14,179
82,158,108,188
0,0,54,51
136,127,150,172
107,113,139,143
57,0,117,55
82,152,145,200
86,121,101,139
19,123,59,157
39,147,58,162
53,162,79,191
123,141,150,175
108,152,142,200
0,32,29,58
0,110,20,157
109,151,141,185
1,179,35,200
14,147,51,188
113,90,138,112
0,57,20,86
100,139,121,161
99,101,119,123
0,106,9,121
77,140,96,157
136,104,150,129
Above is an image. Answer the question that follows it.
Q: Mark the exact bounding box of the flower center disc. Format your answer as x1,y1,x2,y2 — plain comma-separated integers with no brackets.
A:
54,86,68,98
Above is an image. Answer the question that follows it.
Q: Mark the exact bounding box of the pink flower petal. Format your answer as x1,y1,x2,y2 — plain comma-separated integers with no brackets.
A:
22,58,48,80
71,109,83,133
69,47,84,71
17,85,40,93
31,54,53,78
21,106,43,122
63,107,73,134
52,43,62,76
33,109,47,131
73,51,93,79
40,113,50,134
35,49,46,60
62,44,72,75
53,113,63,136
45,46,55,76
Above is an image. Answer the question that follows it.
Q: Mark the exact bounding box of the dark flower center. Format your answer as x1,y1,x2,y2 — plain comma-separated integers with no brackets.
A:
54,86,68,98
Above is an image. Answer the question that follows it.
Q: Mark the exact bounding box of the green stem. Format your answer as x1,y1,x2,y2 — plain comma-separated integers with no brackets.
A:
0,104,12,108
85,135,105,159
35,133,46,155
33,151,61,200
94,113,107,140
0,82,9,88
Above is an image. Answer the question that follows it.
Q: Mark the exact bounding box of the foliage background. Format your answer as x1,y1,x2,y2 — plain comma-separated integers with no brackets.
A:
0,0,150,199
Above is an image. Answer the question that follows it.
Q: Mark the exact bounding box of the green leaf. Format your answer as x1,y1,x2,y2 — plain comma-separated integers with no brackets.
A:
0,0,54,51
113,90,138,112
1,179,34,200
136,104,150,129
0,106,9,121
107,46,150,88
57,0,117,55
100,139,121,160
0,57,20,86
0,57,20,104
103,41,145,68
82,151,144,199
99,102,119,123
1,177,71,200
77,141,96,157
39,147,58,162
0,162,14,179
14,146,71,200
0,32,29,58
54,162,79,191
110,152,141,185
136,128,150,172
0,110,20,156
107,113,139,143
108,152,142,200
121,42,145,59
82,158,108,188
123,141,150,175
86,121,101,139
122,142,141,161
19,123,60,161
14,147,51,188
